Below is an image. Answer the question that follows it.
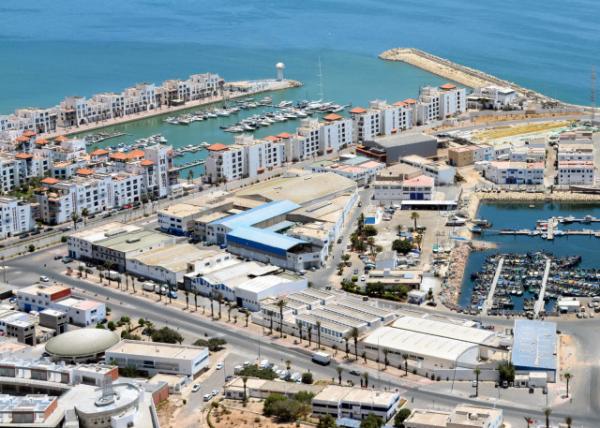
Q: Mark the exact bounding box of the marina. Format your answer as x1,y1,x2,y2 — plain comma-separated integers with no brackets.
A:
459,202,600,314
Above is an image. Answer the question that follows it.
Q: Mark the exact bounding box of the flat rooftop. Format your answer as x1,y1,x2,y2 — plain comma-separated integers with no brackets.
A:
391,316,496,346
511,320,557,371
107,340,206,360
95,229,173,253
234,172,357,206
405,409,450,427
130,244,220,273
159,203,205,218
371,132,437,147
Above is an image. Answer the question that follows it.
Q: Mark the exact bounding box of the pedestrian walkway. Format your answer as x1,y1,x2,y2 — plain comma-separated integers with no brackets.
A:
482,257,504,315
534,257,552,317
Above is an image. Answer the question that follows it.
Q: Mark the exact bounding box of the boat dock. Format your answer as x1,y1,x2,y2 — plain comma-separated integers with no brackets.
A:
483,215,600,240
482,257,504,316
533,257,551,318
170,160,206,172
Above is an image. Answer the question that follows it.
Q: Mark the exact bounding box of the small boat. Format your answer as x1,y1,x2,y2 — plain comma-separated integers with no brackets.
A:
278,100,293,108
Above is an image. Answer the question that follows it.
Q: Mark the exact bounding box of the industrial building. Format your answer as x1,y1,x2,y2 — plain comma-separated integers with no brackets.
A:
361,315,509,372
158,202,206,235
511,320,557,382
400,155,456,185
184,260,307,311
357,133,438,164
105,340,209,377
308,155,385,185
312,385,401,422
405,404,503,428
67,222,141,260
256,290,396,345
127,244,228,286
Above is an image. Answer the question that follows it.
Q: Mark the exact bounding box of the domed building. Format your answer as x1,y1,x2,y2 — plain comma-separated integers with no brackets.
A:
45,329,120,363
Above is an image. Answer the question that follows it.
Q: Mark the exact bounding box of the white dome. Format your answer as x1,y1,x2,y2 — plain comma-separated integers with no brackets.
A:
276,62,285,69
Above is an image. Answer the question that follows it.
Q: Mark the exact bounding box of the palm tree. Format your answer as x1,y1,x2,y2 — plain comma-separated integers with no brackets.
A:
245,311,250,327
209,292,215,318
242,376,248,401
81,208,89,225
71,212,79,230
193,289,198,311
524,417,534,428
187,170,194,184
362,372,369,388
184,290,189,310
216,292,223,319
367,236,375,256
269,312,274,335
316,321,322,350
410,212,420,230
565,416,572,428
563,372,572,398
286,360,292,371
358,213,365,235
227,302,235,322
402,354,409,376
543,407,552,428
383,349,389,369
344,336,349,358
307,325,313,347
473,368,481,397
362,351,367,364
77,265,84,278
276,298,286,338
336,367,343,385
351,327,359,361
298,322,303,343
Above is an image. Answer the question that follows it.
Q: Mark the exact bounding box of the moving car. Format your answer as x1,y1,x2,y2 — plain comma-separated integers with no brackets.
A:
215,362,224,370
192,384,201,393
39,276,50,282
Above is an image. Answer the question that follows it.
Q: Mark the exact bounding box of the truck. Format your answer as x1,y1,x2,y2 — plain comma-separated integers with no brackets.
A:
105,270,121,281
143,281,156,292
311,351,331,365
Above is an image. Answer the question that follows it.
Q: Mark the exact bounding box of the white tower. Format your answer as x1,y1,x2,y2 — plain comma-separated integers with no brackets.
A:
276,62,285,81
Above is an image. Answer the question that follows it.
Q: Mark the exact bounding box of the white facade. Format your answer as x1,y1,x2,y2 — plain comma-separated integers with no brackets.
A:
106,340,209,376
350,100,413,143
373,174,435,202
67,222,141,260
312,385,401,422
319,116,353,153
0,197,34,238
417,84,466,125
400,155,456,185
483,161,545,185
557,161,595,185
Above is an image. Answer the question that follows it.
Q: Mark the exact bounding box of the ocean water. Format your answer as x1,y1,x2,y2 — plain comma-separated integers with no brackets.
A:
459,202,600,311
1,0,599,113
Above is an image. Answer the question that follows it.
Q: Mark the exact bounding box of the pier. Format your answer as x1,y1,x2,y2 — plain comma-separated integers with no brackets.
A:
485,215,600,240
482,257,504,316
170,160,206,172
533,257,552,318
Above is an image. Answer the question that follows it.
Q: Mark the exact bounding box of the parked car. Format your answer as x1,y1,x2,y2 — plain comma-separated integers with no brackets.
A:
203,393,213,402
191,384,201,393
39,276,50,282
216,362,224,370
62,257,73,264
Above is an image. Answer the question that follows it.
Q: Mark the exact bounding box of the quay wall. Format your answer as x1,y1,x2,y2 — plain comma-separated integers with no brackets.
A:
47,79,302,139
379,48,564,105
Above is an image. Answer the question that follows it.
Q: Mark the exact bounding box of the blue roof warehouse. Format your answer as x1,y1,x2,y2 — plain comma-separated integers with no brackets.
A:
511,320,557,382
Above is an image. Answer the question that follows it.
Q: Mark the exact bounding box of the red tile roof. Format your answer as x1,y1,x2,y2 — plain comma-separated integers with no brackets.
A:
277,132,292,139
109,152,128,161
15,136,29,143
403,98,417,104
127,149,145,159
264,136,279,142
54,136,68,143
440,83,457,90
140,159,155,166
35,138,48,145
76,168,94,176
207,143,228,151
41,177,59,185
393,101,408,107
90,149,109,156
15,153,33,160
349,107,367,114
323,113,343,121
22,130,36,137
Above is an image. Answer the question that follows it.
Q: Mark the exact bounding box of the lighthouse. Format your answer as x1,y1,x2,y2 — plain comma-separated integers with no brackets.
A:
276,62,285,81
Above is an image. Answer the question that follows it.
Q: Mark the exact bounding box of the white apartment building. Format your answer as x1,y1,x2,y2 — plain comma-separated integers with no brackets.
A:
469,85,519,110
0,155,21,193
320,114,353,153
374,174,435,202
416,84,466,125
204,136,285,183
13,108,58,134
350,99,413,143
106,340,209,377
557,160,595,185
36,175,113,224
108,172,144,207
122,83,157,115
557,143,594,161
161,73,223,105
0,197,34,239
400,155,456,185
405,405,503,428
482,161,545,185
295,119,322,160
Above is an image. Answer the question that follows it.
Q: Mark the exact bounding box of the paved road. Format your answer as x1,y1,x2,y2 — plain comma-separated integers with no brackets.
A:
6,248,600,427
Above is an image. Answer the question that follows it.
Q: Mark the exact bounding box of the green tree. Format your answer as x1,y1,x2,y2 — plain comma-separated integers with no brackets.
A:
360,414,382,428
392,239,413,255
402,354,409,376
301,372,313,384
362,372,369,388
317,414,337,428
544,407,552,428
394,408,412,428
81,208,89,224
473,368,481,397
563,372,572,398
307,325,313,347
316,320,322,350
497,360,515,384
363,225,378,237
151,326,183,344
71,212,79,230
352,327,359,361
565,416,572,428
276,298,286,338
107,321,116,331
410,212,420,230
242,376,248,401
336,366,343,385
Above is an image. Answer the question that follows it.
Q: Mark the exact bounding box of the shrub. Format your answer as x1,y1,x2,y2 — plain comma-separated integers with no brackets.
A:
301,372,313,384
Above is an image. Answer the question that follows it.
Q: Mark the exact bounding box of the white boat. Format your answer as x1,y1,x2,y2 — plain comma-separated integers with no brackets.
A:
278,100,293,108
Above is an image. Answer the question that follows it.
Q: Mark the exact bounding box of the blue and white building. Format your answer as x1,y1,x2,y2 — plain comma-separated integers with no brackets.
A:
511,320,557,382
206,200,324,271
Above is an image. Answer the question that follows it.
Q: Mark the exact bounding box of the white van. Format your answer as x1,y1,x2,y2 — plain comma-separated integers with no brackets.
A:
143,282,155,292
